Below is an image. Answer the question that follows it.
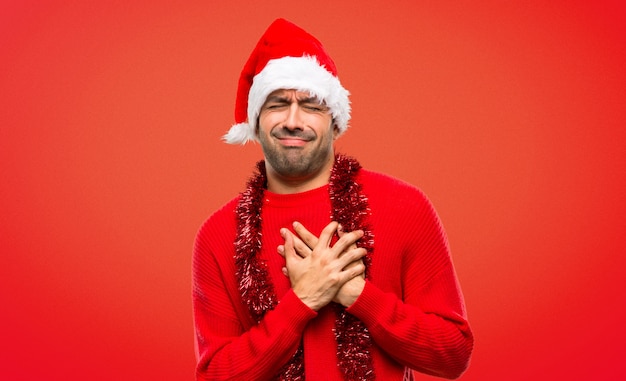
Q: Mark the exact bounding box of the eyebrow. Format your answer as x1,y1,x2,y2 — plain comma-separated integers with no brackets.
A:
264,95,323,105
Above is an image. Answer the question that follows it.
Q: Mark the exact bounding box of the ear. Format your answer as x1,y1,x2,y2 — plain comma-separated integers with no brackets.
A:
333,123,340,139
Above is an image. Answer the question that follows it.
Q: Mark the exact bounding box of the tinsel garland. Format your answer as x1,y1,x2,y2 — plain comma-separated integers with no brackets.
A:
234,154,375,380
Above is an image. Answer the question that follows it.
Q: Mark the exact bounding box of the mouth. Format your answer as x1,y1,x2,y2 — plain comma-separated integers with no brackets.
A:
272,128,315,147
277,137,309,147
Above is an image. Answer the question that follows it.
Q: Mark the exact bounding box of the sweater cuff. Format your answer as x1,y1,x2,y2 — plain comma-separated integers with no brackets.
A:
345,281,388,326
273,289,318,333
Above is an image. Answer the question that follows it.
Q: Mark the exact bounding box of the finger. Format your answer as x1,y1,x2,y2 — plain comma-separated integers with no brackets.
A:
333,229,364,254
290,230,312,258
349,262,365,277
337,224,358,251
319,221,340,247
280,228,297,259
281,228,310,275
342,258,362,271
338,247,367,270
293,221,319,249
339,261,365,283
342,259,366,279
277,247,286,262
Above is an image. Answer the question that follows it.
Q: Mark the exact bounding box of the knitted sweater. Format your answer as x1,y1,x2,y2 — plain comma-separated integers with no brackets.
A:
192,168,473,380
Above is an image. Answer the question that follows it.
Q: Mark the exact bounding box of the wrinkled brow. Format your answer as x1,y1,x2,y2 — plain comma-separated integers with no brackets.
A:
297,94,323,104
265,94,324,105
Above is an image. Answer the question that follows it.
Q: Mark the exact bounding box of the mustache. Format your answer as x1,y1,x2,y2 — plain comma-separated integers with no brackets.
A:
272,127,316,140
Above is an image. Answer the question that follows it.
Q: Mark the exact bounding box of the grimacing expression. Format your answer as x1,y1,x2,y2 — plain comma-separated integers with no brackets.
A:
257,89,337,179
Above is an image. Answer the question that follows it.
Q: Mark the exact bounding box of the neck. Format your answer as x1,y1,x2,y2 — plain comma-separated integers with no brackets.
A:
265,157,335,194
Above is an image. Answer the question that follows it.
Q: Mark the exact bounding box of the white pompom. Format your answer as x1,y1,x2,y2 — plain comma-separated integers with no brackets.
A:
222,122,257,145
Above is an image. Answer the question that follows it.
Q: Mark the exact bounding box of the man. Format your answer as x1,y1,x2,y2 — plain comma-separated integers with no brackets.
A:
192,18,473,380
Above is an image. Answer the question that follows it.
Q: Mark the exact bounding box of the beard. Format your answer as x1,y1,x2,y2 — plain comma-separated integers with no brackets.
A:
259,126,335,179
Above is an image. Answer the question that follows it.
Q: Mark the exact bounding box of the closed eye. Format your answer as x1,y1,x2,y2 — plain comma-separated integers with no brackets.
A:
264,102,288,110
302,103,329,113
304,105,323,111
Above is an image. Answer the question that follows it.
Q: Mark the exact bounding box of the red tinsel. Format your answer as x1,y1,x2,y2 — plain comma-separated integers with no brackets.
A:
235,154,375,380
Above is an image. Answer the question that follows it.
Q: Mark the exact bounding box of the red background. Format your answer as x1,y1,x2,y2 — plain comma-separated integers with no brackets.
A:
2,1,625,380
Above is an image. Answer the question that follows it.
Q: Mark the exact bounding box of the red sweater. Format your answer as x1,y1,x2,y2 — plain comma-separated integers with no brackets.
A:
192,169,473,380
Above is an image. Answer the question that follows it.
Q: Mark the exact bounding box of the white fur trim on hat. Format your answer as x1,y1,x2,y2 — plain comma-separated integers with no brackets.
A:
222,55,351,145
222,122,256,145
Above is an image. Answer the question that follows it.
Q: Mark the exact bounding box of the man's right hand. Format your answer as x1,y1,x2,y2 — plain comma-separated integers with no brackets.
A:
278,221,366,311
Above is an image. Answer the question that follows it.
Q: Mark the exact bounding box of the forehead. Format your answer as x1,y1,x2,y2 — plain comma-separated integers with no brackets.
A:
265,89,320,101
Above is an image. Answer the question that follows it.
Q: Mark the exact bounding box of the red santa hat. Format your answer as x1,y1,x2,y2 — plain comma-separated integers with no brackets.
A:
223,18,351,145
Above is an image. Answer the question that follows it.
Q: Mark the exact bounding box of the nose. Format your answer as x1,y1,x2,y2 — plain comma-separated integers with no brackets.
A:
283,102,303,130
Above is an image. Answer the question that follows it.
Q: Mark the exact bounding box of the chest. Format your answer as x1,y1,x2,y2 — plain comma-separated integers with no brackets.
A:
259,197,334,298
255,196,408,300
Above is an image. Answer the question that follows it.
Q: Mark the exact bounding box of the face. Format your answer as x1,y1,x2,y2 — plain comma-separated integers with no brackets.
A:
257,89,337,181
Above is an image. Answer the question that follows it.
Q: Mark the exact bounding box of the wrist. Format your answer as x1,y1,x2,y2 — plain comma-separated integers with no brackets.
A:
336,277,365,307
293,287,326,311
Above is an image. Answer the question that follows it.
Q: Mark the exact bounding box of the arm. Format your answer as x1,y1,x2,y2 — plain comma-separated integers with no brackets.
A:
287,202,473,379
348,270,472,379
347,197,473,379
192,226,317,380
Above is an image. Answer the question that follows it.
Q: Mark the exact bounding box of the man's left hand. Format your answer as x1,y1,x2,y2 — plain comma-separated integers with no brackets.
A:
278,221,366,307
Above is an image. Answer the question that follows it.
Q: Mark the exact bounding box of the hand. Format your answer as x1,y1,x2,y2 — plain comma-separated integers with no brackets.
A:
334,224,367,307
278,221,366,309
